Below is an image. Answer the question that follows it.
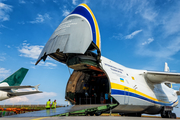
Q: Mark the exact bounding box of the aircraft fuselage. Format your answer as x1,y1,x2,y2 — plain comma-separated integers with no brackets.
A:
100,56,178,114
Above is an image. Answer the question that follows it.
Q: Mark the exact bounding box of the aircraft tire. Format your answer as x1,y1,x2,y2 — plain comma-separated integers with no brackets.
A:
167,111,171,118
161,111,169,118
161,111,176,118
95,112,101,116
89,113,94,116
136,113,142,117
170,113,176,119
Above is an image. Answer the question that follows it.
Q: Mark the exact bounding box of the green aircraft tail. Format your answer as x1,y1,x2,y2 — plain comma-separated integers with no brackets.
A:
0,68,29,86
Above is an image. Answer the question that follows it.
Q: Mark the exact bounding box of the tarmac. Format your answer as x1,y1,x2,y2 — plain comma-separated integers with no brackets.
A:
1,116,178,120
2,105,179,120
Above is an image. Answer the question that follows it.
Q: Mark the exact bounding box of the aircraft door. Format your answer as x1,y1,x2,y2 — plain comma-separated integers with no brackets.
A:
124,87,129,104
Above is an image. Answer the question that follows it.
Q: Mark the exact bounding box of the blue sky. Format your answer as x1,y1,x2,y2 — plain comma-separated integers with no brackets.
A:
1,0,180,116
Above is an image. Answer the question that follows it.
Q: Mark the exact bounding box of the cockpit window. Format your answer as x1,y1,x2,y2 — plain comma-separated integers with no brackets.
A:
165,83,172,88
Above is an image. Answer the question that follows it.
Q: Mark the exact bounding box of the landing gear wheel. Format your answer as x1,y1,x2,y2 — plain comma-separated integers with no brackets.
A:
170,113,176,119
89,113,94,116
167,111,172,118
161,111,176,118
161,111,168,118
95,112,101,116
136,113,142,117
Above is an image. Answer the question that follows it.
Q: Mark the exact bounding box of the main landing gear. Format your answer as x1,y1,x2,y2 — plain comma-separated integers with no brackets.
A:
161,111,176,119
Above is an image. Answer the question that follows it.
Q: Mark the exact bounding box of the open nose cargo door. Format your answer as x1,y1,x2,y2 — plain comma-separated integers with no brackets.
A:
35,3,101,70
36,4,116,106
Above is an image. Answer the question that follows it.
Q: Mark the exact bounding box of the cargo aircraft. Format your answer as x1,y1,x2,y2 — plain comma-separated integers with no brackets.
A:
36,3,179,118
0,68,42,101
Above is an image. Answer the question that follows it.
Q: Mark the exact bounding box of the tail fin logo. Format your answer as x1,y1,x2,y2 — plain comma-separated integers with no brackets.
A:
0,68,28,86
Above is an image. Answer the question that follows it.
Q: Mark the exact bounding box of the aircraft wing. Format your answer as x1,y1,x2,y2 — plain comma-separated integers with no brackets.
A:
145,71,180,83
8,91,42,97
0,86,35,90
0,84,40,92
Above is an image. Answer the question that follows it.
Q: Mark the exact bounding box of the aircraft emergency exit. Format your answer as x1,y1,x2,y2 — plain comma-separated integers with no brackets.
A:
36,3,179,118
0,67,42,101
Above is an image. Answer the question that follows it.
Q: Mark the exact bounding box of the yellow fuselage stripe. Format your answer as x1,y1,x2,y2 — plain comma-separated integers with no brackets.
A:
111,82,169,103
80,3,100,49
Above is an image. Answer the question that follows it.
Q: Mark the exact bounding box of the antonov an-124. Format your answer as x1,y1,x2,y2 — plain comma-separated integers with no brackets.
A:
36,3,180,118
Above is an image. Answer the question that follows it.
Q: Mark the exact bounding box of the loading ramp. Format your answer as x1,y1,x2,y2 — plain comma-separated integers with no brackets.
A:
57,104,118,116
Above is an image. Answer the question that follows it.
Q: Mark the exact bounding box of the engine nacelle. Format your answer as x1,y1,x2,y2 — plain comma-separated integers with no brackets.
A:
0,91,9,101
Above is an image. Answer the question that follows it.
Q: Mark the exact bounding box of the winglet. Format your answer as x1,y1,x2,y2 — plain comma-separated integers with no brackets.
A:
34,84,40,91
164,62,170,72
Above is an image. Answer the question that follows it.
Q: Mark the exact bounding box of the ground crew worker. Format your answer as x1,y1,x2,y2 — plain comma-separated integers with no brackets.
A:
46,99,51,109
51,100,57,109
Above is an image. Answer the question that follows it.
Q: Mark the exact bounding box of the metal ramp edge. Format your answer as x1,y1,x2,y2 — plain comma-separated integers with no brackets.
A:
57,103,118,116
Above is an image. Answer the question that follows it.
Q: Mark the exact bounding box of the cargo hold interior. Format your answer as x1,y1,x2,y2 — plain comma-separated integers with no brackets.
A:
65,51,117,105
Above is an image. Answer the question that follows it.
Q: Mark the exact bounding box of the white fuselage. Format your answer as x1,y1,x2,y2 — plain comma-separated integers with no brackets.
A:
100,56,178,114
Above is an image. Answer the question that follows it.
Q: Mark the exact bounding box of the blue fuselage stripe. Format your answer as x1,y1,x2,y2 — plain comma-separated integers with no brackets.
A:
71,6,96,44
111,89,176,106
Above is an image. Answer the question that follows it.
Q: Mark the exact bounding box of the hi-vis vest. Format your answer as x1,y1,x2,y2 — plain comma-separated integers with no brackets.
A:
46,101,51,108
51,101,56,108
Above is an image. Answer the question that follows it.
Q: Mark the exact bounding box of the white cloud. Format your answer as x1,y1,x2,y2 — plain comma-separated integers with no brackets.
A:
72,0,77,5
142,38,154,45
30,61,57,67
19,0,26,4
0,2,12,21
163,8,180,37
0,24,7,28
30,13,51,24
18,21,25,25
83,0,88,4
19,42,57,68
0,24,11,30
131,1,180,61
112,33,123,40
134,1,158,22
53,0,58,3
0,56,5,61
125,29,142,39
141,8,158,22
62,10,70,17
5,45,10,48
23,40,27,42
137,37,180,59
0,67,10,80
3,88,57,104
18,42,44,59
0,53,6,61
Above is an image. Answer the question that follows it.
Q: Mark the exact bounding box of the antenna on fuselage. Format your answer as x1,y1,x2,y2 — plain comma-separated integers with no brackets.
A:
164,62,170,72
